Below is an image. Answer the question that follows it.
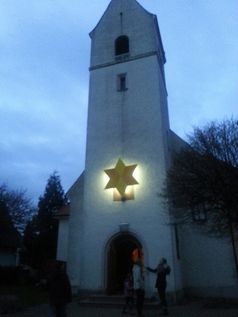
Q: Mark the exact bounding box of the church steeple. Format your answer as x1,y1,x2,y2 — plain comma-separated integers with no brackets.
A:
89,0,166,77
65,0,174,294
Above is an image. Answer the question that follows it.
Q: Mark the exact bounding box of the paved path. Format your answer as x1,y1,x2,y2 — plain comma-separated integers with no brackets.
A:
4,299,238,317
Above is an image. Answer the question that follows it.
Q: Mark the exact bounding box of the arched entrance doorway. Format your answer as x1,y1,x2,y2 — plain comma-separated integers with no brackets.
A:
106,233,142,294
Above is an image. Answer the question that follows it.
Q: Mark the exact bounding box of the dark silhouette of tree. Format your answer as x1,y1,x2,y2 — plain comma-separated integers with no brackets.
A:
22,215,40,267
23,171,67,269
0,184,35,233
164,118,238,273
0,200,21,250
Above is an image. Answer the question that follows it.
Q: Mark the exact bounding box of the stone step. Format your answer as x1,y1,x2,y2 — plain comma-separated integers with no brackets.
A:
87,294,158,303
78,294,159,309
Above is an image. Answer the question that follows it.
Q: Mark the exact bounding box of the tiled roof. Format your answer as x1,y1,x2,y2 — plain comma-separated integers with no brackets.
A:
54,204,70,218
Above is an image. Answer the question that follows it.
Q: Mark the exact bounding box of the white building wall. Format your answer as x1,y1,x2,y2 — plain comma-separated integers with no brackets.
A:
66,174,85,288
180,225,238,297
56,219,69,262
169,131,238,298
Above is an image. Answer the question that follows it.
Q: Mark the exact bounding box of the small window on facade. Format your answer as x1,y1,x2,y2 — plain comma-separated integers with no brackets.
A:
115,36,129,55
117,74,127,91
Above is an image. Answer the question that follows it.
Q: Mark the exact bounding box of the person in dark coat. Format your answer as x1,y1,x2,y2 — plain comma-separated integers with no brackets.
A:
147,257,170,316
48,262,72,317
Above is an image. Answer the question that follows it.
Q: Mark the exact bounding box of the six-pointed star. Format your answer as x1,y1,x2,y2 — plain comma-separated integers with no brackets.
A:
104,159,138,196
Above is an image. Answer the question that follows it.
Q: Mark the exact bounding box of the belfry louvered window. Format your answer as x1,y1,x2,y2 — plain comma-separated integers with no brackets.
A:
115,36,129,55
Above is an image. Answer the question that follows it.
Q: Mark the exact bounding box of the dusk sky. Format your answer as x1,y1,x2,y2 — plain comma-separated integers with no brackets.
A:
1,0,238,204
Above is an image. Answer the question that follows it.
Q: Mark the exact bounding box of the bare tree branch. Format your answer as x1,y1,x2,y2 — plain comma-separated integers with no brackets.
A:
164,118,238,237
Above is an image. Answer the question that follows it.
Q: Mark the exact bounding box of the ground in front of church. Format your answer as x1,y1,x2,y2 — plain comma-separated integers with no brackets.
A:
4,298,238,317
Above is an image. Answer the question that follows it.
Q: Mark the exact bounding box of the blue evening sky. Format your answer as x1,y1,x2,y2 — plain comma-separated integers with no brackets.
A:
0,0,237,203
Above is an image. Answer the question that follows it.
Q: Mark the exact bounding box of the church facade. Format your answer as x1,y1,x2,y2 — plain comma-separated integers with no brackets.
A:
56,0,237,299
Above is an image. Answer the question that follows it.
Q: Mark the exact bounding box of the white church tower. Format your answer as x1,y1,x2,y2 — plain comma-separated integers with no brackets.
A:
56,0,238,299
61,0,182,296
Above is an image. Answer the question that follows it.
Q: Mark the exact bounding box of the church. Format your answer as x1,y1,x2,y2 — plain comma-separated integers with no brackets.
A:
56,0,237,299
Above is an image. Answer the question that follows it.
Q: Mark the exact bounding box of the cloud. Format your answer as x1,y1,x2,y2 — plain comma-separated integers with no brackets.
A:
0,0,238,203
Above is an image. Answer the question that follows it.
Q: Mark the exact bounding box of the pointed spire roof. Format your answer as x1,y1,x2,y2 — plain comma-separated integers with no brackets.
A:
89,0,166,67
90,0,155,38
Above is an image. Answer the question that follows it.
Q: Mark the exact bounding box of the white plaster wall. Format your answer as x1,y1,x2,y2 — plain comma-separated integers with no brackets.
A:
168,128,238,297
67,174,85,288
87,61,168,161
180,225,238,297
81,55,178,294
56,219,69,262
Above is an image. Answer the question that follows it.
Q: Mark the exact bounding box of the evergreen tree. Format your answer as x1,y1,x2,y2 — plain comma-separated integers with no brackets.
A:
23,171,67,268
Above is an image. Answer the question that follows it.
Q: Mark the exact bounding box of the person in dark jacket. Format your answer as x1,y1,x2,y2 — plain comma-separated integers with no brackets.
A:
48,262,72,317
147,257,170,316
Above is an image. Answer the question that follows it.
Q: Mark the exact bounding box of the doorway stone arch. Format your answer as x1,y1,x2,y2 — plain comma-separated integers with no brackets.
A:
106,232,142,294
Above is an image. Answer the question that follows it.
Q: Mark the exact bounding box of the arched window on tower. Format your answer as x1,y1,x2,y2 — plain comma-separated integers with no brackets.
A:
115,35,129,56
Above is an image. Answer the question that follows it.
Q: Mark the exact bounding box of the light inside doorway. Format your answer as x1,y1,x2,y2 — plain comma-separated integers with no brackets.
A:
107,233,142,294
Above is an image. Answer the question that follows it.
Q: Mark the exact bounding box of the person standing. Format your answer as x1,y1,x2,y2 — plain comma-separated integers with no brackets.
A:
48,261,72,317
133,258,145,317
122,272,134,314
147,257,170,316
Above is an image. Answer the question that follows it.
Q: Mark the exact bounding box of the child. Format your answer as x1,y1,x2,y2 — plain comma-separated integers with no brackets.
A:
122,273,134,314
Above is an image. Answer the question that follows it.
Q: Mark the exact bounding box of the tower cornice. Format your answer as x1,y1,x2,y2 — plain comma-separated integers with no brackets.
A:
89,51,157,71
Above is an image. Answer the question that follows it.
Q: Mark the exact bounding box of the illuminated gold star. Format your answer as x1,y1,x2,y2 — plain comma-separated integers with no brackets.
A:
104,159,138,196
